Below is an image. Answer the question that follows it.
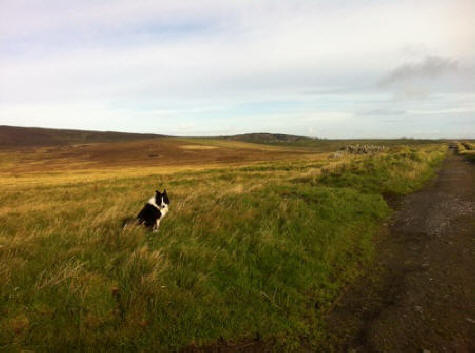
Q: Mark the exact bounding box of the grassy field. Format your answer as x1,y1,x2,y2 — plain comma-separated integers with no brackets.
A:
0,139,446,352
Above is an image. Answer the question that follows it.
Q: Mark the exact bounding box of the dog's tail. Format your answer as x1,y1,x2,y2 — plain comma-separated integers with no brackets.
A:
121,217,137,230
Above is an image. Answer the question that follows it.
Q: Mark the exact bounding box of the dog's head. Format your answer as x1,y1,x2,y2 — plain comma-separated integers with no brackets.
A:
155,189,170,209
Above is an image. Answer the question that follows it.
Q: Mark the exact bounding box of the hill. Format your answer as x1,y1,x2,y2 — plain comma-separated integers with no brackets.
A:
0,125,446,151
221,132,314,144
0,125,165,147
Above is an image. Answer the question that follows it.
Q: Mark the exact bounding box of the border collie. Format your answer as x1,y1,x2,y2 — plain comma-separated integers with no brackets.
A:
136,189,169,232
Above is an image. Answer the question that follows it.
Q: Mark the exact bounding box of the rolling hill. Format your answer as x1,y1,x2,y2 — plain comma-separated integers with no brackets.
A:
222,132,314,144
0,125,166,147
0,126,315,148
0,125,444,152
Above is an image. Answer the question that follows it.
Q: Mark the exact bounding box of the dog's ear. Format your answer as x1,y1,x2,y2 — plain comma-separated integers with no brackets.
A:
162,189,169,204
155,190,161,196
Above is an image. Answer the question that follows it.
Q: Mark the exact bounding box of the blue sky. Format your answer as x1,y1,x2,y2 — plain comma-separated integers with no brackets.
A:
1,0,474,138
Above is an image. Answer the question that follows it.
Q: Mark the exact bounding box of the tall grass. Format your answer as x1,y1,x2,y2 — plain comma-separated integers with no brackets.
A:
0,145,446,352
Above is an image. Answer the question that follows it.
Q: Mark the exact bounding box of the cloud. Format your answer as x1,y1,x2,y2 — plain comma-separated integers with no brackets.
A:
1,1,474,138
363,108,406,116
380,56,459,86
378,55,475,100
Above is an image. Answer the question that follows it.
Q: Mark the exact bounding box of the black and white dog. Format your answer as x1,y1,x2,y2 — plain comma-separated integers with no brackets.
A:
136,189,169,232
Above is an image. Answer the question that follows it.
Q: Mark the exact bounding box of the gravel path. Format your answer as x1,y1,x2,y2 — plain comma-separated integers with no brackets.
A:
327,152,474,353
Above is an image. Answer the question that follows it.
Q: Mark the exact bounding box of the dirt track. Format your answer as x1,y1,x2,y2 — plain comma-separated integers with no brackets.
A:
327,151,474,352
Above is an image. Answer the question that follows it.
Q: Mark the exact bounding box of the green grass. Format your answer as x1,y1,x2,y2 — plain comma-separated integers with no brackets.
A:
318,146,445,193
0,145,446,352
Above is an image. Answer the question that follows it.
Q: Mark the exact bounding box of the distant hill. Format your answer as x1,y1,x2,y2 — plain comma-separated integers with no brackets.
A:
221,133,314,144
0,125,166,147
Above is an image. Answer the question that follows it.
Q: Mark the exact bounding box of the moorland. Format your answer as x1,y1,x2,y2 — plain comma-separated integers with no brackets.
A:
0,127,450,351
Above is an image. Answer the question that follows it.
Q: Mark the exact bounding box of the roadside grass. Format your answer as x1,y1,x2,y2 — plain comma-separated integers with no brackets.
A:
457,142,475,163
317,146,446,193
0,144,446,352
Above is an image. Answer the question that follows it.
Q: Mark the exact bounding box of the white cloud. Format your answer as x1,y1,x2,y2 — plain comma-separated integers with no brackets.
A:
0,0,474,137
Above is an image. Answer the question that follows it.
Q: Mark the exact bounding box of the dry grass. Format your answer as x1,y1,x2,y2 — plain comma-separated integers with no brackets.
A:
456,141,475,163
179,145,218,150
0,141,447,352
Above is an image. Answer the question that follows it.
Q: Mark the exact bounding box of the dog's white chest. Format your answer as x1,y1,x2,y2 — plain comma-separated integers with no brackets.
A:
160,205,169,217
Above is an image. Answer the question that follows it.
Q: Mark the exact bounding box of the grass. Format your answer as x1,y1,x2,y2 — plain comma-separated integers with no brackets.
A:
0,143,446,352
456,141,475,163
220,136,448,150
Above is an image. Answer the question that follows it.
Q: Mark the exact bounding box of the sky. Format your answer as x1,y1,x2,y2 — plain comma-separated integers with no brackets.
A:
1,0,474,138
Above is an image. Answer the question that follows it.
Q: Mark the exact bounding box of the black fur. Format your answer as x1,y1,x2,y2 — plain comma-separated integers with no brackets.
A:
162,189,169,204
135,189,170,231
137,204,162,228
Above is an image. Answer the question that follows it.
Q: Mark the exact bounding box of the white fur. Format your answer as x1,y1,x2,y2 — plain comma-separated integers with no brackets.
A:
153,219,161,232
148,195,169,233
148,197,160,209
148,196,169,213
160,203,169,216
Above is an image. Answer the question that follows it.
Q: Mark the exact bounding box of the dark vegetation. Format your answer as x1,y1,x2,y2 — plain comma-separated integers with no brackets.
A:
221,132,314,144
0,125,165,147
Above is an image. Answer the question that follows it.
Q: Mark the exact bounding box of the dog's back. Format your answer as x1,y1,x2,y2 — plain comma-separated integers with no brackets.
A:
137,203,162,228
